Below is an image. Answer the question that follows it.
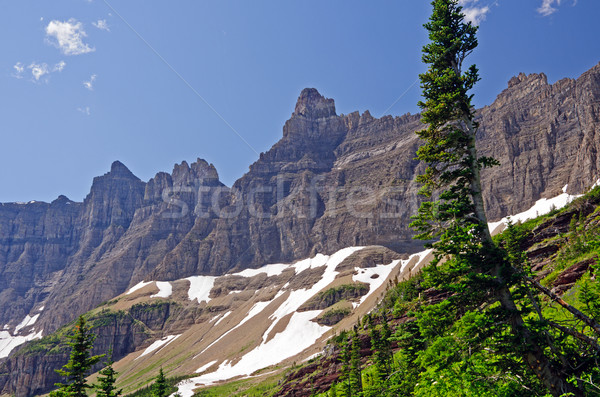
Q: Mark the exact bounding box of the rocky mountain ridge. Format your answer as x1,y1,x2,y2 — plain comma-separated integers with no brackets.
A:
1,62,600,394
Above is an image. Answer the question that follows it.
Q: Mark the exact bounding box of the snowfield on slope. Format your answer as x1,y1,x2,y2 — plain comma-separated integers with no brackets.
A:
172,247,366,396
0,311,43,358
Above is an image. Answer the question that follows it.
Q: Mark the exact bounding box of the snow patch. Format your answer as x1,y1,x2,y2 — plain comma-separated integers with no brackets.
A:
488,190,582,233
137,334,180,359
191,311,328,388
213,312,231,327
353,260,399,305
186,276,217,304
232,263,289,278
196,360,217,373
150,282,172,298
14,314,40,335
0,329,43,358
400,249,434,274
126,281,152,295
236,299,276,329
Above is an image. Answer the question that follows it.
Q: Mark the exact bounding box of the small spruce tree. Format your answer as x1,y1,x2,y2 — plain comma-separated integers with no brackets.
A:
51,316,103,397
95,351,122,397
151,368,169,397
349,330,363,395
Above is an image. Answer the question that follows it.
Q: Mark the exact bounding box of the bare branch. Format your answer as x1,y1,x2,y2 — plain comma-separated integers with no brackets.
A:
525,276,600,335
547,321,600,352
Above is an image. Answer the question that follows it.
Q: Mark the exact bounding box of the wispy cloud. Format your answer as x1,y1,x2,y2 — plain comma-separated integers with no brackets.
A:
12,61,66,82
77,106,91,115
28,62,49,81
92,19,110,31
538,0,560,16
53,60,66,72
45,19,95,55
12,62,25,79
537,0,577,16
459,0,491,25
83,74,97,90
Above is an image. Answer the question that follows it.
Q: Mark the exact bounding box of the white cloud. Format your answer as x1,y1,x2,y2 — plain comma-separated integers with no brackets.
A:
77,106,91,115
12,62,25,79
538,0,560,16
83,74,97,90
13,60,66,82
537,0,577,16
53,60,66,72
462,6,490,25
459,0,491,25
28,62,49,81
45,19,95,55
92,19,110,31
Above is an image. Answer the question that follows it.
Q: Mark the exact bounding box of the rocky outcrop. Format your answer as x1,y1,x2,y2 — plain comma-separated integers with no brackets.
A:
298,284,369,311
2,62,600,387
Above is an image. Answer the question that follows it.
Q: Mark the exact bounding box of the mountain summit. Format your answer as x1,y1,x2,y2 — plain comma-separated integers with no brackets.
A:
293,88,337,119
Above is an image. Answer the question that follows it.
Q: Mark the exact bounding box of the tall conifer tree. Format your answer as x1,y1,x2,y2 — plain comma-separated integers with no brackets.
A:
412,1,582,395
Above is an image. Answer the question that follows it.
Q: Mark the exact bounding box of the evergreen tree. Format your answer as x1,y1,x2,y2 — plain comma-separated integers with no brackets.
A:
373,316,392,383
151,368,169,397
95,351,122,397
338,335,352,397
411,1,583,395
349,330,363,395
51,316,103,397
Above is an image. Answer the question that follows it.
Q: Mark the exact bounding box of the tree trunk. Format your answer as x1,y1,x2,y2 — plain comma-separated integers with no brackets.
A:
497,287,583,396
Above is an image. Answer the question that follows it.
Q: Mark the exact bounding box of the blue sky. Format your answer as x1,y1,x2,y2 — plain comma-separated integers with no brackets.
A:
1,0,599,202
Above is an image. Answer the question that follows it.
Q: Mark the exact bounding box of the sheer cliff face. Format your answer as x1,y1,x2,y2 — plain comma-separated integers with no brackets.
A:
2,63,600,339
153,63,600,280
476,64,600,217
0,159,224,332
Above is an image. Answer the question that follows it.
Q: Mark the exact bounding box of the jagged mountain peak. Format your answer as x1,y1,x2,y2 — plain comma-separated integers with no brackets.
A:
172,158,220,185
108,160,139,180
50,195,73,205
293,88,337,119
508,71,549,88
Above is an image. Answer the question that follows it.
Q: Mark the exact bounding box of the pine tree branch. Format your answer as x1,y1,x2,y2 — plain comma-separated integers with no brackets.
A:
525,276,600,335
547,320,600,352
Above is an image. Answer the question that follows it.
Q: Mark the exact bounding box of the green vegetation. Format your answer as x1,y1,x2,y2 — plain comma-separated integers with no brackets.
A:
193,375,280,397
318,305,352,326
90,309,127,328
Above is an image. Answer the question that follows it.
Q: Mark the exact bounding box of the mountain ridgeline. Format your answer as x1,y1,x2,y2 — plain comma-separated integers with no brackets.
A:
0,62,600,393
